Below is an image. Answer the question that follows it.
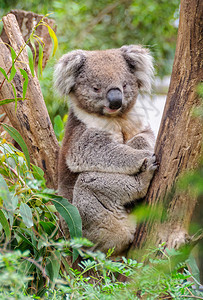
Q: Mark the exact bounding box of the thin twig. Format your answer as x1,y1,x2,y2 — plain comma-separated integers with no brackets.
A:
179,295,203,299
2,161,26,187
0,14,48,91
23,256,47,278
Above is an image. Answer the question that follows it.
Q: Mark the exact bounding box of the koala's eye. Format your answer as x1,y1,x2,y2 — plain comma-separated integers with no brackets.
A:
93,87,101,93
123,82,127,89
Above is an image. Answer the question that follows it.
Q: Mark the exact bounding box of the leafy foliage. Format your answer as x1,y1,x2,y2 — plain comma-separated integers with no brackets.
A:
0,124,202,299
0,132,82,297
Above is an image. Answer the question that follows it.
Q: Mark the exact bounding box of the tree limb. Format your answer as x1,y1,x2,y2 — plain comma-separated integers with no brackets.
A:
0,13,59,189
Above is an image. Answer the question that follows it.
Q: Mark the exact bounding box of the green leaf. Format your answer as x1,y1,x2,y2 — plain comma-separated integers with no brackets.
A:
20,69,29,100
8,46,17,82
54,115,64,138
0,98,23,106
31,164,44,181
0,174,17,226
10,46,17,62
39,221,56,236
2,124,30,169
187,254,200,283
0,209,11,242
51,196,82,262
8,65,16,83
4,195,18,227
0,67,9,81
26,45,35,77
47,25,58,57
0,173,9,191
16,228,38,252
20,202,33,228
38,42,44,78
45,251,61,287
42,194,82,239
40,193,82,262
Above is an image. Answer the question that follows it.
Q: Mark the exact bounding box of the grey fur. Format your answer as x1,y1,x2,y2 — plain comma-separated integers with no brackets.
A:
54,45,157,255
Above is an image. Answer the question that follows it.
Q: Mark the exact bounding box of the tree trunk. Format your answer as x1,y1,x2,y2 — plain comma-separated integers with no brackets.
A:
0,13,59,189
131,0,203,253
0,10,56,144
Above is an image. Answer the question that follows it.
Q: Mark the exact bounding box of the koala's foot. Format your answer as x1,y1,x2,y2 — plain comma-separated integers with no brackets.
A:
84,213,136,256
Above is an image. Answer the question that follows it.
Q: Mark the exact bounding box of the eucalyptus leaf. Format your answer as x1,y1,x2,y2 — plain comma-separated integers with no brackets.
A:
38,42,44,78
52,196,82,262
54,115,64,138
45,251,61,287
0,174,16,226
0,98,23,106
20,202,33,228
0,67,9,81
41,193,82,239
8,65,17,83
2,124,30,169
8,46,17,82
40,193,82,262
47,25,58,57
39,221,56,236
0,209,11,242
32,164,44,181
16,228,38,252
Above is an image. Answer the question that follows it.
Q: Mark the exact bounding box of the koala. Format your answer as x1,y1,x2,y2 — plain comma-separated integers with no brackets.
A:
54,45,157,256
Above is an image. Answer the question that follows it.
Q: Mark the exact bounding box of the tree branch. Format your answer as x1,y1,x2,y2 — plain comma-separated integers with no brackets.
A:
0,13,59,189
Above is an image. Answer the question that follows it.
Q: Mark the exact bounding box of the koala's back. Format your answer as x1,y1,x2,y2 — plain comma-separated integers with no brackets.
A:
58,111,82,201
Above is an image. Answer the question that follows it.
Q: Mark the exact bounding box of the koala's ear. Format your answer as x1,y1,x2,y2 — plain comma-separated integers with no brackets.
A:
54,50,86,95
120,45,154,93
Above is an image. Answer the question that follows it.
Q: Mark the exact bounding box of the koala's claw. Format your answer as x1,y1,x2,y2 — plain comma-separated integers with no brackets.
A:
149,161,159,172
140,154,158,173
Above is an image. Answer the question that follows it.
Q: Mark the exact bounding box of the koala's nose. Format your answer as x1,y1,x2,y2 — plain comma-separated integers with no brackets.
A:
107,88,123,110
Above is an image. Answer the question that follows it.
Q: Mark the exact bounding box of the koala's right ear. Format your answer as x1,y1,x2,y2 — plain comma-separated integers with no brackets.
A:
54,50,86,95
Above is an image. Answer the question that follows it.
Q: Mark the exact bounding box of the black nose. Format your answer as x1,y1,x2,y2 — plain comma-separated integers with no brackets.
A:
106,88,122,110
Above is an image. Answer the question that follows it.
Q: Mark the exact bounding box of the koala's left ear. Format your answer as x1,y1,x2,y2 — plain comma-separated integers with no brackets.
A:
54,50,86,96
121,45,154,93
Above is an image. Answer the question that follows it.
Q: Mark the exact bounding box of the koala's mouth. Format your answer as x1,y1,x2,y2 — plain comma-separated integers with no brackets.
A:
103,106,121,116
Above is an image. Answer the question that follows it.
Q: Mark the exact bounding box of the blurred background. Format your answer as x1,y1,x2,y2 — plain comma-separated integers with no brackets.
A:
0,0,180,135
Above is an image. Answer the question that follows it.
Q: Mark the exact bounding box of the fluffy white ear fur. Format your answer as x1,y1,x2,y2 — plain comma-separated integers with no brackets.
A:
54,50,86,95
121,45,154,93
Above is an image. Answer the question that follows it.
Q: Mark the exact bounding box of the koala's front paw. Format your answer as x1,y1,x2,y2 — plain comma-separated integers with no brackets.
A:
140,154,158,174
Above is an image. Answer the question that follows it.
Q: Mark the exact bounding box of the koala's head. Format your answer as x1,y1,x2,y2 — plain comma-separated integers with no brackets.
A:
54,45,154,117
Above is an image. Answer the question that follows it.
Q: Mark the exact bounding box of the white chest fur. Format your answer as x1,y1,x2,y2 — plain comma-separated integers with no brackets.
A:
70,102,147,143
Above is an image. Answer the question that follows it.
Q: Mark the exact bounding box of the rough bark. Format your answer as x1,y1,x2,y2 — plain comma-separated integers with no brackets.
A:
131,0,203,252
0,13,59,189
